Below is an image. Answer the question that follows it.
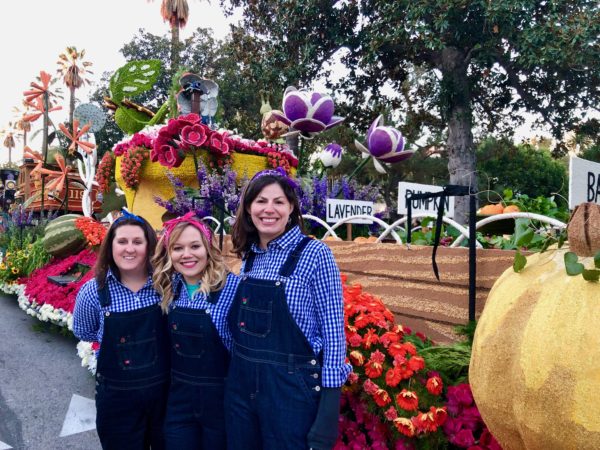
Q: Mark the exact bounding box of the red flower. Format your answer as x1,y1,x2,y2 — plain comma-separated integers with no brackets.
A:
407,355,425,372
387,342,406,358
379,330,401,347
91,342,100,351
209,134,231,156
347,332,362,347
347,372,359,384
412,411,438,433
159,145,185,168
373,388,391,407
181,124,208,147
426,376,443,396
393,418,415,437
384,406,398,421
385,368,402,387
362,328,380,349
363,379,378,395
349,350,365,367
430,406,448,426
395,389,419,411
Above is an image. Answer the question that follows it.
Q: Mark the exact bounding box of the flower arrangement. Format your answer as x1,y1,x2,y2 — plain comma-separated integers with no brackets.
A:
154,161,243,225
339,275,448,448
74,217,107,247
150,113,298,170
442,384,501,449
0,237,50,284
76,340,100,375
23,249,96,313
120,145,150,190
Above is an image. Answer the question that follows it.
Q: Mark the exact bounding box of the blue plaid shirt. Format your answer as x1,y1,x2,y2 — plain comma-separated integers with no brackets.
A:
171,272,240,351
73,270,161,344
226,226,350,388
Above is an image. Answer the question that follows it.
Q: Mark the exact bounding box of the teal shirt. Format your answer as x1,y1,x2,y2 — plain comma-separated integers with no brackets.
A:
186,282,199,299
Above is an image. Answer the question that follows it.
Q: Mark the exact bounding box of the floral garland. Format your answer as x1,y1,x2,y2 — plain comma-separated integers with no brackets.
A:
96,152,115,194
120,145,150,190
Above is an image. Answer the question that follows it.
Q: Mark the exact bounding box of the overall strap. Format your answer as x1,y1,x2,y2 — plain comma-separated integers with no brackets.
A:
279,237,312,278
206,286,223,305
243,250,258,274
98,281,111,308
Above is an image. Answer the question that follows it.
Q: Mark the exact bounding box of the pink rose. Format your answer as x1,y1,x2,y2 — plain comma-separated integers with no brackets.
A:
178,113,201,125
159,145,185,168
209,134,231,156
181,124,208,147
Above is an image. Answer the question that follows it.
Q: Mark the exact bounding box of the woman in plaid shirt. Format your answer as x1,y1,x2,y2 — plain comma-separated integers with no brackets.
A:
73,212,168,450
224,169,351,450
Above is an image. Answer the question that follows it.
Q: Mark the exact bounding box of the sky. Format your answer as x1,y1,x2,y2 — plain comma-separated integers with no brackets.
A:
0,0,239,164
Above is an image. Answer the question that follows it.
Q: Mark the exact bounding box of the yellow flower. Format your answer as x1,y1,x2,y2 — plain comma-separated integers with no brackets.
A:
5,252,11,257
11,267,18,274
0,263,6,270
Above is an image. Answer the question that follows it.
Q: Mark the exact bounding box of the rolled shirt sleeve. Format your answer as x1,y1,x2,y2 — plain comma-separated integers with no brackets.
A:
73,280,101,342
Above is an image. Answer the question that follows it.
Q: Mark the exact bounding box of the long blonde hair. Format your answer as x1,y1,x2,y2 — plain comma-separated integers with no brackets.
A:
152,222,229,313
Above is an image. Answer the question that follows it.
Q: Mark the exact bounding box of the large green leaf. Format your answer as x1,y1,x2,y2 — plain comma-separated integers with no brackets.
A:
512,218,534,248
109,60,162,103
114,107,150,135
513,251,527,273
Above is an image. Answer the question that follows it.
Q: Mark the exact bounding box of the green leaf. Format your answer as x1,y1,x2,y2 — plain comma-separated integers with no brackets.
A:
513,218,534,247
114,107,150,135
594,251,600,269
557,230,567,249
513,251,527,272
582,269,600,282
109,59,162,103
564,252,585,276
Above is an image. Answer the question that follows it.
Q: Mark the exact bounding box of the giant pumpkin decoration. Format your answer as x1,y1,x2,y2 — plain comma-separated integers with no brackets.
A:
470,203,600,450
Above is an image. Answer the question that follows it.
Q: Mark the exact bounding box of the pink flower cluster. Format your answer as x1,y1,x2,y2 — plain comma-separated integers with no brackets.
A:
149,113,298,169
23,250,97,313
443,384,501,450
113,132,153,156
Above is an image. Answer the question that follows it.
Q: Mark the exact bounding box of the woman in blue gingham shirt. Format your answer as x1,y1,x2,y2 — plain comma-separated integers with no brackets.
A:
225,169,350,450
73,213,168,450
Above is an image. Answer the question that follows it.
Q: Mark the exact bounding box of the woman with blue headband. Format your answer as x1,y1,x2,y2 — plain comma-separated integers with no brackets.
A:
225,169,350,450
73,210,169,450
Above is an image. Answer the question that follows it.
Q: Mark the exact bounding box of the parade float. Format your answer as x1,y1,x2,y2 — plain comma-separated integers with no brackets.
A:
1,53,578,449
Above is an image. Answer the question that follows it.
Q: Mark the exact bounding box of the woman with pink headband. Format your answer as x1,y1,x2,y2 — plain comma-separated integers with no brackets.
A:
151,212,239,450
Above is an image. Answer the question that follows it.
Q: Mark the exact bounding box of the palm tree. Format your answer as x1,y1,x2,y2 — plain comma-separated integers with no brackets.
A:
56,46,93,126
151,0,190,71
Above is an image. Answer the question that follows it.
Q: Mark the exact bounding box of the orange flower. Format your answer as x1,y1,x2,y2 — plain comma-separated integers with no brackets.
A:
387,342,407,358
408,355,425,372
349,350,365,367
426,376,443,396
393,417,415,437
23,97,62,123
379,330,401,347
372,388,391,407
353,312,372,330
362,328,380,349
23,71,53,102
395,389,419,411
402,342,417,356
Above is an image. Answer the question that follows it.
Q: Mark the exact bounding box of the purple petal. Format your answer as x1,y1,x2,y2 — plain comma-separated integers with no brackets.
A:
310,92,323,105
290,118,327,133
366,115,383,141
368,128,394,157
378,150,414,163
325,143,343,158
323,116,345,130
283,92,310,122
271,110,292,126
311,97,334,124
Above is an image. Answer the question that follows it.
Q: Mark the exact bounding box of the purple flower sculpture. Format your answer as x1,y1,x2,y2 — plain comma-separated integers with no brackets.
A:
354,115,415,173
271,86,345,139
319,143,343,168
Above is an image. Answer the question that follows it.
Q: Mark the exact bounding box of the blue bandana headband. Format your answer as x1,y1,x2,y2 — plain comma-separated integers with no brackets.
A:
113,208,144,226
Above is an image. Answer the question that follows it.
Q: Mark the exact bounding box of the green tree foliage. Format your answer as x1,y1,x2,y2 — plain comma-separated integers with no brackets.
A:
477,137,568,201
221,0,600,224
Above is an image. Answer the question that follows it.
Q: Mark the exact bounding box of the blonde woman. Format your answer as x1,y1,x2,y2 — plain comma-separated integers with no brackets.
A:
152,212,239,450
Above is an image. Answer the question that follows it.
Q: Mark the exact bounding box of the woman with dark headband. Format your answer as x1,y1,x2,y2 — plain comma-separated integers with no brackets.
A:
152,212,239,450
225,168,350,450
73,210,168,450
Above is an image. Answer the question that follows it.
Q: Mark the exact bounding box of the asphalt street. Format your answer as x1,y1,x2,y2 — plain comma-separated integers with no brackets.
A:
0,293,101,450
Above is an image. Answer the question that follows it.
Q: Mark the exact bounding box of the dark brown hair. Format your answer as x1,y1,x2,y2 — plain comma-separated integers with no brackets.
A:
95,216,158,288
231,174,303,258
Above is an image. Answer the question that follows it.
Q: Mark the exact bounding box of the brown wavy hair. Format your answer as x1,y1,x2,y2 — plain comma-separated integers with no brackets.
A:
95,216,158,289
231,174,304,259
152,222,229,313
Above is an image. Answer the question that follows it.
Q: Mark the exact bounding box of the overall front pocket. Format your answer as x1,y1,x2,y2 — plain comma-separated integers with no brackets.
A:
117,336,158,370
237,301,273,337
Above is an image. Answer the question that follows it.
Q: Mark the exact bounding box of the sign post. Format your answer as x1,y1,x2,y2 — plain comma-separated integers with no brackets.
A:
326,199,374,241
398,181,455,217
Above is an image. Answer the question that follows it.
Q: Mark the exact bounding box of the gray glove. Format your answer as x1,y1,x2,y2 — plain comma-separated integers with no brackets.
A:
307,387,341,450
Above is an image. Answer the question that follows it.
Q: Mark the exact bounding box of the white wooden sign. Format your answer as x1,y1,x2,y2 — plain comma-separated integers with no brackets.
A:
569,156,600,209
398,181,455,217
326,199,374,224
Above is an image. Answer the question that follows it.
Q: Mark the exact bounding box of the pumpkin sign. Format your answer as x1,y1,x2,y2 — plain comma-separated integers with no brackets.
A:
470,203,600,449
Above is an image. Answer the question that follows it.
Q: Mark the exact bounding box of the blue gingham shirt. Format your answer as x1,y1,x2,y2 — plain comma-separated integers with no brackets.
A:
73,270,161,344
223,226,350,388
171,272,240,351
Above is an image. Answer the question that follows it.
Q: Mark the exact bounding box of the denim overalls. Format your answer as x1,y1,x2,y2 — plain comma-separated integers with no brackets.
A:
94,284,169,450
225,237,322,450
164,288,229,449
